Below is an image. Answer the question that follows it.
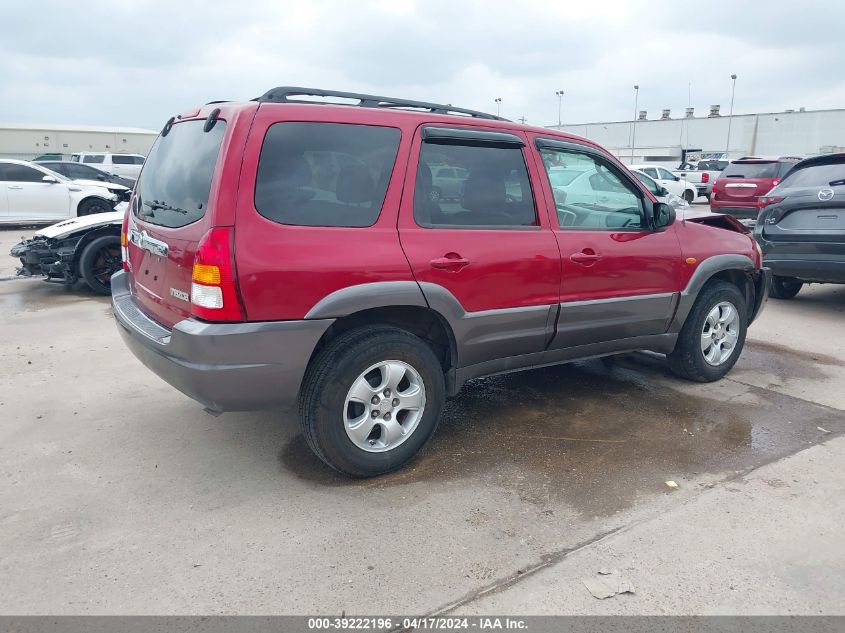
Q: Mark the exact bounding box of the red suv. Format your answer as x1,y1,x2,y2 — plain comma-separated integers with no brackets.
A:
711,157,800,219
113,87,770,477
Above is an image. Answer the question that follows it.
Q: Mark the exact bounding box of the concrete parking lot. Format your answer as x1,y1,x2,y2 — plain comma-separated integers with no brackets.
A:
1,223,843,615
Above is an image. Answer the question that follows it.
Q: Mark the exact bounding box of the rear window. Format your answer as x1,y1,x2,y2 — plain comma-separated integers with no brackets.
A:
780,161,845,187
134,119,226,228
722,162,778,179
255,122,401,227
113,155,144,165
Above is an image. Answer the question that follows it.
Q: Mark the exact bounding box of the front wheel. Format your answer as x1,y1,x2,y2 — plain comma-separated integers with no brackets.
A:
79,235,121,295
77,197,113,216
298,326,445,477
769,276,803,300
668,281,747,382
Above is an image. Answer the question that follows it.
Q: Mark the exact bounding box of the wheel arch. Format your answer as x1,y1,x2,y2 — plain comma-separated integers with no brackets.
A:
71,226,121,273
76,195,115,216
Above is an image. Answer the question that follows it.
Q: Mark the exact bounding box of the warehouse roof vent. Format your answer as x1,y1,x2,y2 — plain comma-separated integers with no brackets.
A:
661,109,671,120
708,105,721,117
638,110,648,121
685,107,695,118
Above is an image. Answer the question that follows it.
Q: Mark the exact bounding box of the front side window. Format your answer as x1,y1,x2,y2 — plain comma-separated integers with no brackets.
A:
2,164,47,183
657,167,676,180
83,155,105,164
414,141,537,228
540,147,645,229
255,122,400,228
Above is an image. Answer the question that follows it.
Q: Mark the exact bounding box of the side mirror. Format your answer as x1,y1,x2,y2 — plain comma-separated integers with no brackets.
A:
42,175,58,183
659,186,670,196
653,202,676,228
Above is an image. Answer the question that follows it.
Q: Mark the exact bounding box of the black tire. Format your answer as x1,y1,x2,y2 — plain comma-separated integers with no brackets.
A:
79,235,122,295
429,187,442,203
298,326,445,477
769,275,803,300
668,281,747,382
77,197,113,216
683,189,695,203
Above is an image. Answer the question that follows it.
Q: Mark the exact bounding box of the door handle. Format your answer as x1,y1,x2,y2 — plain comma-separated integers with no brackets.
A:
8,185,23,190
430,254,470,270
569,250,602,265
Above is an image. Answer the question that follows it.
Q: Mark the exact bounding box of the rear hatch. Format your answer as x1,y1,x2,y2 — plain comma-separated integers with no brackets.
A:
714,160,791,205
761,160,845,245
126,117,229,328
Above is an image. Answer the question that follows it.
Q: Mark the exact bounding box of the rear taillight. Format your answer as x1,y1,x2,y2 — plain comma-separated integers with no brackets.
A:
120,210,129,271
758,196,784,208
190,227,244,322
701,172,710,183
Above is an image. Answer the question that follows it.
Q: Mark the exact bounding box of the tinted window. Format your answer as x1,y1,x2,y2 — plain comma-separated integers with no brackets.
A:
135,119,226,228
540,148,645,229
414,141,537,228
722,162,778,178
255,123,400,227
2,164,47,183
112,155,144,165
83,155,105,164
71,164,104,179
42,163,70,177
780,161,845,187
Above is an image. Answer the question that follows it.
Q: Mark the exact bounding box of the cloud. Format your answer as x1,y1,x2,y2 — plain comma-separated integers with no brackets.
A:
1,0,844,129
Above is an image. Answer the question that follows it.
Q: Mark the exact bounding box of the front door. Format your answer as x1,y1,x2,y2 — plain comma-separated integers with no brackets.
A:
532,139,683,348
2,163,69,222
398,125,561,368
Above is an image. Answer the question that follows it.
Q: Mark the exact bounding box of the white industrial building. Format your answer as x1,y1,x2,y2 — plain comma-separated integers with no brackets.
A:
0,123,158,160
551,106,845,167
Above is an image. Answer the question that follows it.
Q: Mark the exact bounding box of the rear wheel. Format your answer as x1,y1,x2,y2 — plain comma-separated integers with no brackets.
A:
79,235,121,295
668,281,747,382
77,197,113,216
298,326,445,477
769,275,803,300
683,189,695,203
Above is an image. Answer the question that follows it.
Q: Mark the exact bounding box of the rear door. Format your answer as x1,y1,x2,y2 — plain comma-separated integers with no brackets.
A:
125,116,231,327
398,125,561,367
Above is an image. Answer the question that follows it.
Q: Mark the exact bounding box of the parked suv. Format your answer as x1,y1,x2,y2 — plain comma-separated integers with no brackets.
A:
754,153,845,299
70,153,145,180
711,157,800,219
112,87,770,477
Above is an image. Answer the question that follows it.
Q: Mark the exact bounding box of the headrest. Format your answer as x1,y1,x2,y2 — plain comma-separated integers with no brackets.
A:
336,165,375,204
461,171,506,212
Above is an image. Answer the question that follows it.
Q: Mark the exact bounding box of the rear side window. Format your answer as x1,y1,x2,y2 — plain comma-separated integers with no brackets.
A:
255,122,401,227
414,142,537,228
112,155,143,165
83,155,105,164
134,119,226,228
780,162,845,187
722,162,778,179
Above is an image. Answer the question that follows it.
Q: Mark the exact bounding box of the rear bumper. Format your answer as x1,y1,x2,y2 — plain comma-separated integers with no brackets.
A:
764,259,845,283
111,271,334,412
710,205,759,220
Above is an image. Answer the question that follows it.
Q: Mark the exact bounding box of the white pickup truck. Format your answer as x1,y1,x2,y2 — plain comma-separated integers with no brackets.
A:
673,159,730,201
70,152,145,181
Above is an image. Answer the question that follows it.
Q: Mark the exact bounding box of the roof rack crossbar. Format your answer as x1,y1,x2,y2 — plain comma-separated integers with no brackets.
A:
254,87,507,121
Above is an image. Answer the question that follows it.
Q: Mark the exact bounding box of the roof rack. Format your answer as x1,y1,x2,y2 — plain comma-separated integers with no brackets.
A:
254,86,507,121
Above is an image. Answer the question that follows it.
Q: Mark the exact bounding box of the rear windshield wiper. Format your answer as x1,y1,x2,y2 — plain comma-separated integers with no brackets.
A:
143,199,188,214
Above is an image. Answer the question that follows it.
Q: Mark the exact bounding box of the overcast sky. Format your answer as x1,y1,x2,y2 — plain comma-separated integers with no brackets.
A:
3,0,844,131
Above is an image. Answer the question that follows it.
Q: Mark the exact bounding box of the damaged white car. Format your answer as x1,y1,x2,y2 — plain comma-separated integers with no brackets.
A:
10,211,123,295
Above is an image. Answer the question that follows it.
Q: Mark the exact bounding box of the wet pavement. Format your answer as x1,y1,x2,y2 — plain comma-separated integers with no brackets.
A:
0,235,843,613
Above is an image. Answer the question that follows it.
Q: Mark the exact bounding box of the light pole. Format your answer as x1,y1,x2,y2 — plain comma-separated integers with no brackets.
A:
494,97,502,117
631,84,639,163
725,74,737,157
555,90,564,127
